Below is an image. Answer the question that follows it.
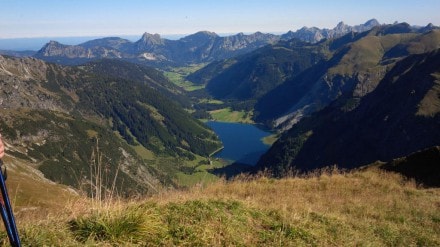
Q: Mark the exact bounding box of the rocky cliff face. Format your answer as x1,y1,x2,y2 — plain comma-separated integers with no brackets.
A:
0,55,68,111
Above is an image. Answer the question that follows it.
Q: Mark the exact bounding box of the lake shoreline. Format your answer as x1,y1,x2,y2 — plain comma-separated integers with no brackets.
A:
209,146,224,157
206,121,272,165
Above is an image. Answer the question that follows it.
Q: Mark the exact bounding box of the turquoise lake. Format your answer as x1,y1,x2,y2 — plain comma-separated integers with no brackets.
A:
206,121,272,165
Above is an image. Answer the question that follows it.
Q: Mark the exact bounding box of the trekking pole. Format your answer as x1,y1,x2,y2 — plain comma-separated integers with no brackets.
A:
0,160,21,247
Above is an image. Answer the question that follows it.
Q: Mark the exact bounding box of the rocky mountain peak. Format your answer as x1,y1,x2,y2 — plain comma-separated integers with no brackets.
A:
43,40,65,49
178,31,219,49
37,40,69,56
133,32,165,52
418,23,440,33
336,21,346,28
140,32,163,44
48,40,60,45
198,31,218,37
335,21,350,33
181,31,219,42
364,18,380,27
248,31,268,38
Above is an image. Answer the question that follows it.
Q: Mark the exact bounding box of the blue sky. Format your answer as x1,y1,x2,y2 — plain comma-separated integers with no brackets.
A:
1,0,440,39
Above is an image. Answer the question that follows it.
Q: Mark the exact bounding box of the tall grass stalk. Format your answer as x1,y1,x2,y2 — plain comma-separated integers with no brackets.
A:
89,138,120,207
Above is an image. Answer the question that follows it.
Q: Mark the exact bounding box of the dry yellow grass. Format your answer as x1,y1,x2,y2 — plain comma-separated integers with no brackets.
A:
2,167,439,246
150,168,440,246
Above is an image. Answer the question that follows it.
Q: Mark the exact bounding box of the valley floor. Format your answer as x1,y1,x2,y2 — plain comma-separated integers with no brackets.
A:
4,168,439,246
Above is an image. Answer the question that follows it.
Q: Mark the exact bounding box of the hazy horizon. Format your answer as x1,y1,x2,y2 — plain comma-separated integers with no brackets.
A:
2,0,440,38
2,0,440,50
0,18,437,51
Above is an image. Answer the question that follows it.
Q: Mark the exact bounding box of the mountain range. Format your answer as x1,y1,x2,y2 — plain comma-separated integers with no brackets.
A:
23,19,390,66
281,19,381,43
33,32,279,66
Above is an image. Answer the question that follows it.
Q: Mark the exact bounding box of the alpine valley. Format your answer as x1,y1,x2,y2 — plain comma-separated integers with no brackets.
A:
188,22,440,178
1,18,440,245
1,19,439,191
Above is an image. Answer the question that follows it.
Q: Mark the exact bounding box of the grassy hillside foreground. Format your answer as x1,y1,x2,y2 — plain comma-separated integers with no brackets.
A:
2,168,439,246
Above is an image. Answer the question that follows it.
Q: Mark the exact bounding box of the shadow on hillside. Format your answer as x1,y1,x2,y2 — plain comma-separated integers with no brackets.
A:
209,162,254,179
378,146,440,187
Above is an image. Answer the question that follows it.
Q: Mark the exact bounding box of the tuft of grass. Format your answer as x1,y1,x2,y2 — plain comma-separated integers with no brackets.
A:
19,222,78,247
69,205,166,245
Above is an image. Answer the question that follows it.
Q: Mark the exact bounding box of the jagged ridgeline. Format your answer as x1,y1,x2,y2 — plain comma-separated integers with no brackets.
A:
0,55,221,194
30,19,382,67
33,31,280,67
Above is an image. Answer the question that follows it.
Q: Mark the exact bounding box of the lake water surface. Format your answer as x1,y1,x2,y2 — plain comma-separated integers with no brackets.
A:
206,121,272,165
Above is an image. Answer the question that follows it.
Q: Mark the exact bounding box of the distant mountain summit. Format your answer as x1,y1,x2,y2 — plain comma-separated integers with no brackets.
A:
35,39,125,64
281,19,381,43
134,32,166,52
38,40,70,56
